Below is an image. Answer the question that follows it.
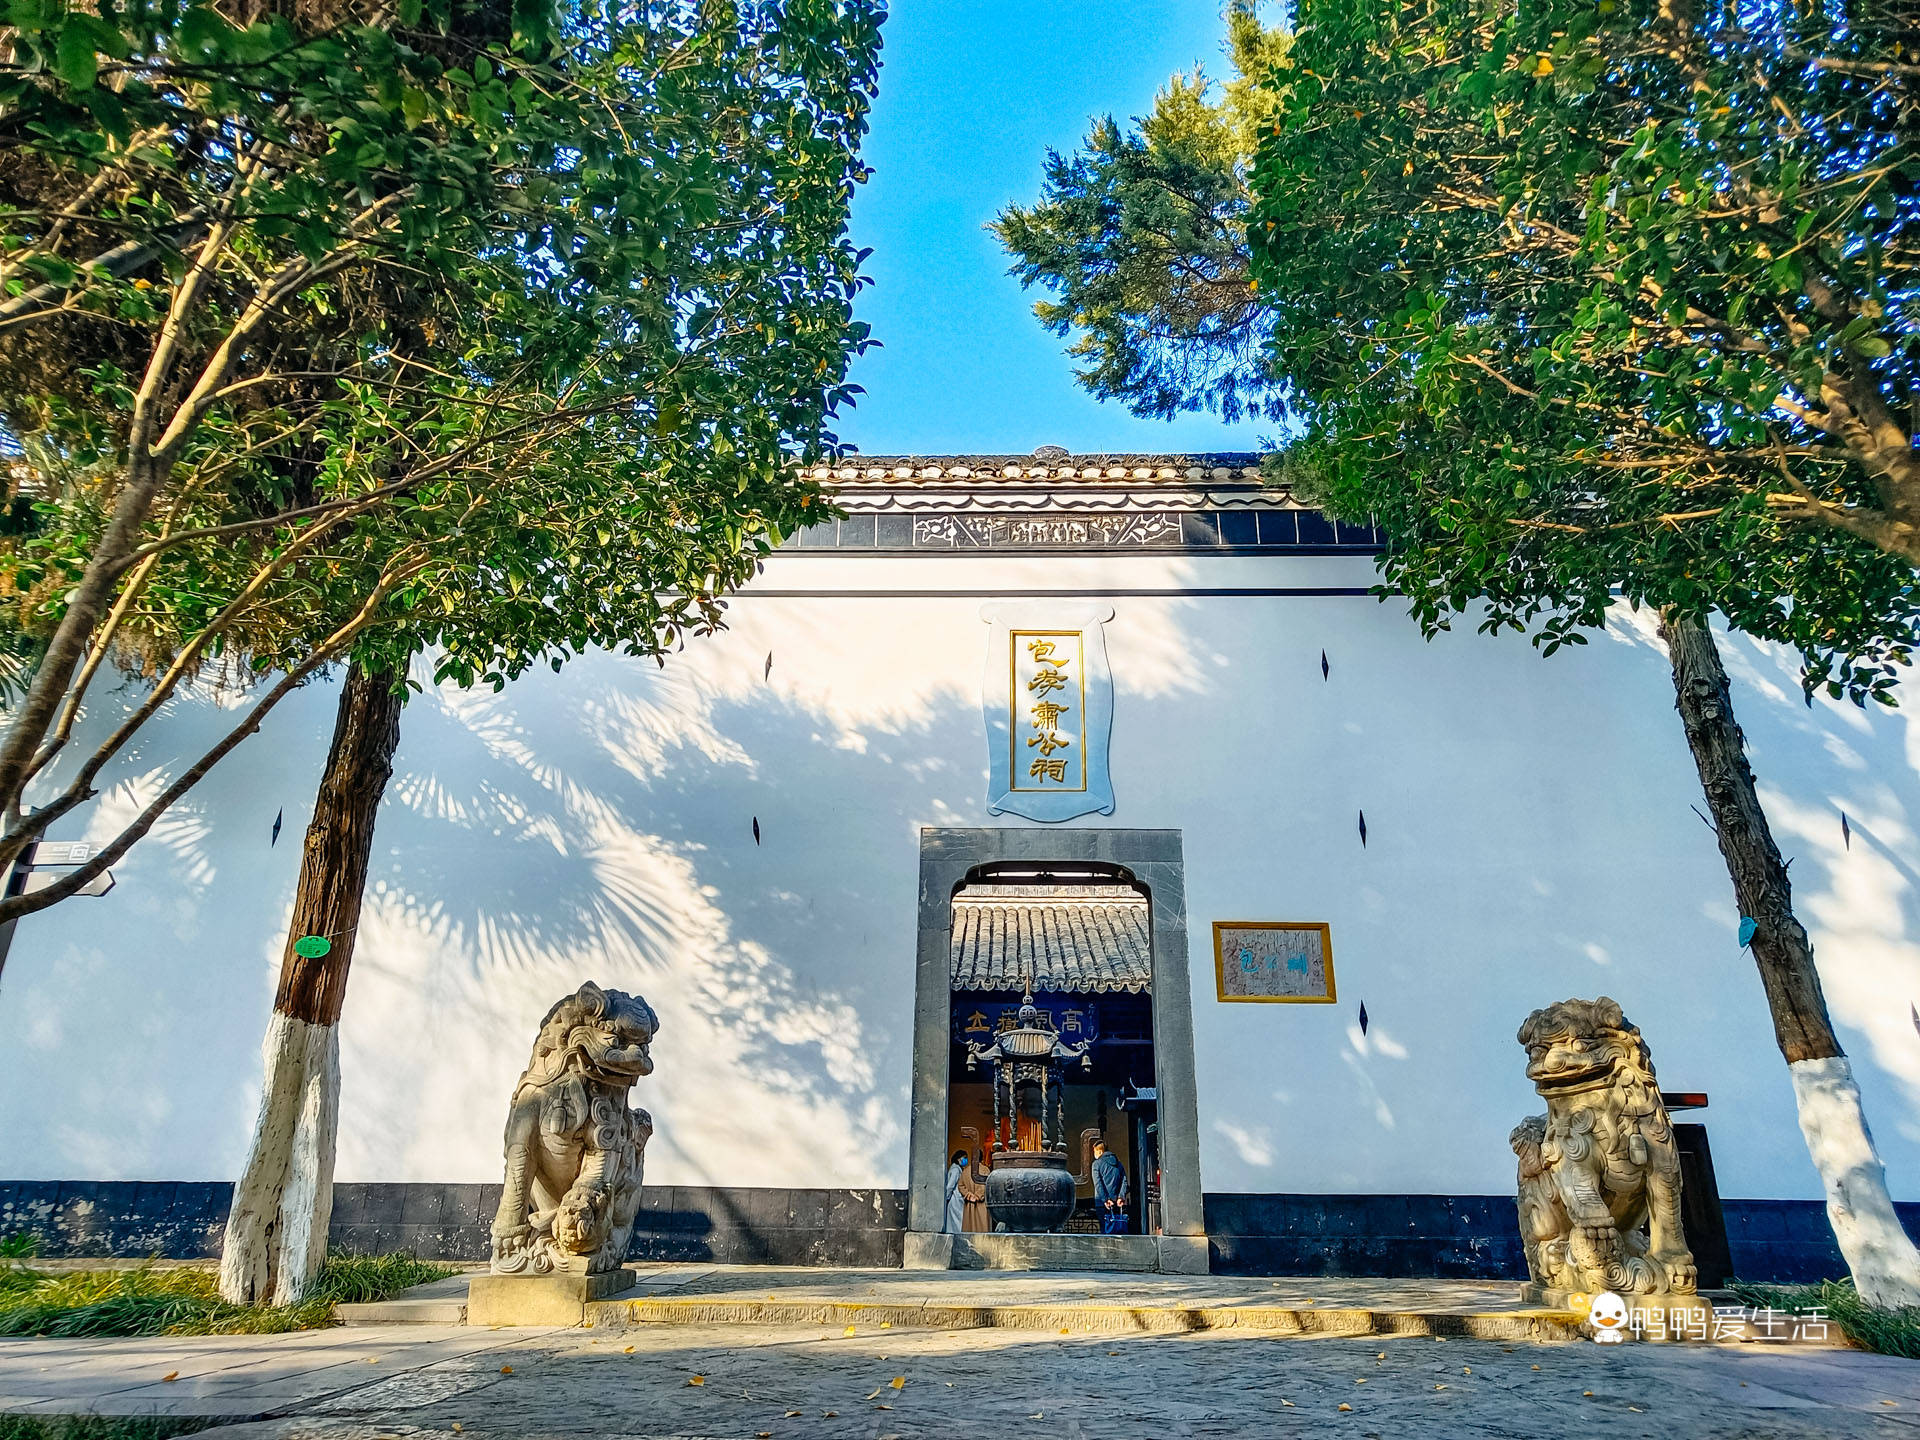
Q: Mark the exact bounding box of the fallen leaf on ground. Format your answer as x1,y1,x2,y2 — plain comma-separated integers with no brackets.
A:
865,1388,883,1401
1583,1391,1594,1397
875,1403,893,1410
623,1346,635,1354
1531,1365,1540,1371
1355,1379,1367,1385
1338,1403,1352,1412
1435,1384,1447,1391
161,1373,179,1383
822,1412,837,1418
843,1326,857,1336
368,1358,380,1364
1462,1367,1471,1375
756,1433,771,1438
1376,1352,1385,1359
1059,1328,1070,1335
786,1411,802,1418
1629,1407,1643,1413
451,1426,462,1434
1280,1400,1293,1408
687,1375,704,1387
499,1366,513,1376
880,1322,891,1329
890,1377,905,1389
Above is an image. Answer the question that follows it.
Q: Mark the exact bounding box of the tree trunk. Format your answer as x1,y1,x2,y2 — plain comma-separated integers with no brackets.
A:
219,661,403,1306
1661,610,1920,1307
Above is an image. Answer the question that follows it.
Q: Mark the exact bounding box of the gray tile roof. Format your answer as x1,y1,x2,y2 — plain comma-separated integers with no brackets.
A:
949,884,1152,995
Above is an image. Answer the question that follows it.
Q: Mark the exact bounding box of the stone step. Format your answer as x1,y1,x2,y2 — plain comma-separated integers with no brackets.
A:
335,1273,473,1326
955,1233,1160,1270
581,1292,1586,1342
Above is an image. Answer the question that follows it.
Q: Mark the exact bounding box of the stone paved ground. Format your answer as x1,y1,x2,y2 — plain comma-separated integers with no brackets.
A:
4,1318,1919,1438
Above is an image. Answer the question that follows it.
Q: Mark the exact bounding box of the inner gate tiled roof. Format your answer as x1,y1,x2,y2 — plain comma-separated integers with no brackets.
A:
949,884,1152,994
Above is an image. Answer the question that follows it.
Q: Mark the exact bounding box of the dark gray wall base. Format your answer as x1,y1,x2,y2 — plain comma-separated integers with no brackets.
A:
1203,1193,1920,1285
5,1181,1910,1285
0,1181,906,1270
1205,1194,1529,1279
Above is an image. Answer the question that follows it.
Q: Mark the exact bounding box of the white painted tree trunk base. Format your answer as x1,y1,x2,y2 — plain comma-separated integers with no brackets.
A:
1790,1055,1920,1308
219,1012,339,1307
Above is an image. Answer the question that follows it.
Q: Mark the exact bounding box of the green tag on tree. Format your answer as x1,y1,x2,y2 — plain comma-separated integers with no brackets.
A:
293,935,331,959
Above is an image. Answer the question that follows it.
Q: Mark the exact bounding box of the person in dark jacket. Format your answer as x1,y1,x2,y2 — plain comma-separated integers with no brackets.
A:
1091,1139,1128,1235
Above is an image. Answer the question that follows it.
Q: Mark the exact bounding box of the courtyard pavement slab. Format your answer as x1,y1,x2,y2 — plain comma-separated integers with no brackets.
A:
0,1312,1916,1437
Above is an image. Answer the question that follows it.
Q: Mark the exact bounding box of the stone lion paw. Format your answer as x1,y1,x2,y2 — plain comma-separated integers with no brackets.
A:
1660,1256,1697,1292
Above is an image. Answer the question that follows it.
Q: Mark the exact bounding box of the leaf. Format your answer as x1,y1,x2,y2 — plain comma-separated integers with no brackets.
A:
864,1388,882,1400
687,1375,704,1386
500,1366,513,1375
55,24,99,89
161,1372,179,1383
890,1376,905,1389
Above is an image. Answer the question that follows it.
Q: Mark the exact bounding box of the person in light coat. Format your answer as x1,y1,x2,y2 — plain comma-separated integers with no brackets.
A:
944,1151,970,1233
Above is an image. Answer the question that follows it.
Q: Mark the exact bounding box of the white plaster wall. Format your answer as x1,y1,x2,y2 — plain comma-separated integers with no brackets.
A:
2,550,1916,1205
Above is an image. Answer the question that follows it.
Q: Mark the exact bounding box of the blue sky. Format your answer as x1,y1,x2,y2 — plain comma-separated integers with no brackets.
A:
835,1,1268,458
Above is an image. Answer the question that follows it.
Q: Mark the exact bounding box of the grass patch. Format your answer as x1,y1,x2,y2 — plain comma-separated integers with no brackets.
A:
1728,1277,1920,1358
0,1419,219,1440
0,1253,454,1338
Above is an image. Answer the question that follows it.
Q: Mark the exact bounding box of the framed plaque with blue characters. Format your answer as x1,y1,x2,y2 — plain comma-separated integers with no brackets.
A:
1212,921,1336,1003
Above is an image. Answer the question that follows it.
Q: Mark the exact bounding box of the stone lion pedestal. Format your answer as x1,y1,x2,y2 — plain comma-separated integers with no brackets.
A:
470,982,657,1327
1510,997,1711,1342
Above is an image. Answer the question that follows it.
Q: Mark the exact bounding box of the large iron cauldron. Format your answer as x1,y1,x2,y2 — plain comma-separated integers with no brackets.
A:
984,1150,1076,1232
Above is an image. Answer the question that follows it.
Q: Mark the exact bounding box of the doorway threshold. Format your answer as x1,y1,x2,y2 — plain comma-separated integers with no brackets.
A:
903,1232,1207,1272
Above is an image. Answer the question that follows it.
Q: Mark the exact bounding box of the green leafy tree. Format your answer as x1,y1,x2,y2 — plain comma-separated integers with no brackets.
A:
994,1,1287,423
0,0,880,919
1245,0,1920,1304
1,0,881,1304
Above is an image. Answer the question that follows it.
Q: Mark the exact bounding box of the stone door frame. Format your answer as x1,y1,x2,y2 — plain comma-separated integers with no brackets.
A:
906,827,1205,1246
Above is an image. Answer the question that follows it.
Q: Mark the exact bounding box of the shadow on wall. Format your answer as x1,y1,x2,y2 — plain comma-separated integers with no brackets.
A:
0,590,1215,1189
339,591,1221,1188
1604,613,1920,1157
9,584,1920,1204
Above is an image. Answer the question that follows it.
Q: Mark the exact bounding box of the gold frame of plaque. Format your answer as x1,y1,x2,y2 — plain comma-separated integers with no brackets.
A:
1212,920,1337,1004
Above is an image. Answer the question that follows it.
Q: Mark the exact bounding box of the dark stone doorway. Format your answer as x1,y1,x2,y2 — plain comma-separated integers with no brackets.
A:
906,829,1205,1271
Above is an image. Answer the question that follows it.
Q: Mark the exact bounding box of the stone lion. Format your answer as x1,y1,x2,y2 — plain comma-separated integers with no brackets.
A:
1512,996,1696,1297
489,982,658,1276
